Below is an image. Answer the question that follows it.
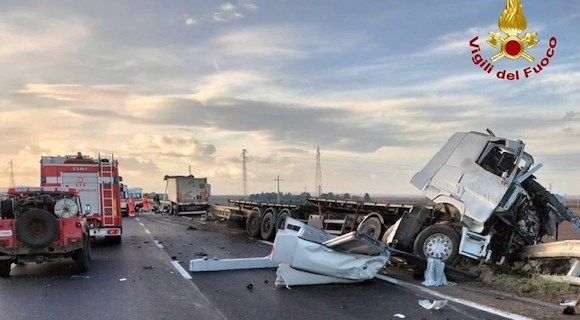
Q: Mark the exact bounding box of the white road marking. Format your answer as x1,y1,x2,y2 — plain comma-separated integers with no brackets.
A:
375,274,534,320
154,240,164,249
144,229,151,234
171,261,192,280
139,222,144,227
135,218,140,222
257,240,273,246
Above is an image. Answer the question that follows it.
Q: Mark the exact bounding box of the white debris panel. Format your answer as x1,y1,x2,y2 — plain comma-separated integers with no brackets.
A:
189,217,390,288
272,218,390,287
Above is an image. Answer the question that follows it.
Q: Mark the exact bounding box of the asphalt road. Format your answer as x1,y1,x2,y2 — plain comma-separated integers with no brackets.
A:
0,214,534,320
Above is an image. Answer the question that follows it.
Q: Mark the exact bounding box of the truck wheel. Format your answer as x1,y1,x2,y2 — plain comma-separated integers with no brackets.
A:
73,234,91,272
357,216,383,239
276,209,290,230
413,224,460,264
16,209,59,248
0,261,11,277
245,208,262,238
260,211,275,240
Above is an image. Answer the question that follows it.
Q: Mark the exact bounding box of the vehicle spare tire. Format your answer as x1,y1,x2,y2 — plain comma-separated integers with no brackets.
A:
16,209,59,248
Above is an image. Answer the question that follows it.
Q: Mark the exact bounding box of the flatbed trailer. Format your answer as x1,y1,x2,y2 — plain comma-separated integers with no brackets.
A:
224,197,427,241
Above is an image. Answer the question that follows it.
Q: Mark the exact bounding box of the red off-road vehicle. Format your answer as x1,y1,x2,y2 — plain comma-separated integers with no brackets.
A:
0,187,91,277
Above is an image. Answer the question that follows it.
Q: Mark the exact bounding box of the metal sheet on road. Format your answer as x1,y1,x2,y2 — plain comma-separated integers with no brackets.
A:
0,217,225,320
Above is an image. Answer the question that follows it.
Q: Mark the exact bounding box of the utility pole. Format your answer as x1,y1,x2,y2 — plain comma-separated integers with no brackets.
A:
8,160,15,188
241,149,248,197
188,165,192,175
314,146,322,197
274,175,283,203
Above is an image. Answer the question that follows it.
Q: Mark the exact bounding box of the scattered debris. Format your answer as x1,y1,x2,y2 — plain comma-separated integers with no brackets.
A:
195,251,208,257
119,278,127,282
561,300,577,316
171,256,177,260
186,226,197,231
143,266,154,270
418,299,448,310
246,283,253,291
393,314,406,319
423,258,454,287
563,307,575,315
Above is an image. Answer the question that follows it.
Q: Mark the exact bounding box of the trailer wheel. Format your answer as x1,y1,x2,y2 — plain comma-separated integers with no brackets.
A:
276,209,290,230
413,224,460,263
260,211,276,240
357,216,383,239
16,209,59,248
245,208,263,238
0,261,12,277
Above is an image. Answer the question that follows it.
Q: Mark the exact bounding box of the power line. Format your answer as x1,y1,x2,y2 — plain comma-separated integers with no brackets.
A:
314,146,322,197
241,149,248,197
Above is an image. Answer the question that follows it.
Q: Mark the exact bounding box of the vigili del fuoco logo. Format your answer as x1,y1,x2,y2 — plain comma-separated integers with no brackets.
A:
469,0,557,80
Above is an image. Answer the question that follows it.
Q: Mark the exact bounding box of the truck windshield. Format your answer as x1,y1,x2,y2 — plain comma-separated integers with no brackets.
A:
477,143,517,177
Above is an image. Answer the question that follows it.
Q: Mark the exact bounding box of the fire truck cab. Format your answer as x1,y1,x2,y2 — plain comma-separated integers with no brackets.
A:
40,153,122,244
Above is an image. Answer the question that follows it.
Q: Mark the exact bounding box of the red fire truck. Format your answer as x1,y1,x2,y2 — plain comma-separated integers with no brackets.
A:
40,153,122,244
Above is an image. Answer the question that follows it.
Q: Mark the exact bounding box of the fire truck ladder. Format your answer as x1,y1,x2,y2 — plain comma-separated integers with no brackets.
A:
99,154,116,226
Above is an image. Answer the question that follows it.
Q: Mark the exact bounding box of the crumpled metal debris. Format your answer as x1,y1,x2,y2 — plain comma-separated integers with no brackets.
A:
418,299,448,310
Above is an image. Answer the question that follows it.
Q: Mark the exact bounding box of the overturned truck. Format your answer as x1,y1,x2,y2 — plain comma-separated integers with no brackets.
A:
405,130,580,265
226,131,579,268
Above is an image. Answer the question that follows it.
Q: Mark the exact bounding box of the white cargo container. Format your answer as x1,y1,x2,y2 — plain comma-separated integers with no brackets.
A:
163,175,211,215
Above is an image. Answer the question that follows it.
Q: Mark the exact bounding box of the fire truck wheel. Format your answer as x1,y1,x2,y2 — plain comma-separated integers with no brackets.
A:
73,234,90,272
1,199,15,219
413,224,460,264
245,209,263,238
16,209,59,248
260,211,275,240
275,210,290,230
0,261,12,277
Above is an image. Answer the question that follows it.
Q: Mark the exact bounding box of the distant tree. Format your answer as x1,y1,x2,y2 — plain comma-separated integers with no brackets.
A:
342,193,351,200
363,193,372,202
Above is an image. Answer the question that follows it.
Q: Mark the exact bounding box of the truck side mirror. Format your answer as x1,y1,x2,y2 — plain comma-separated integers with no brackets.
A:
83,204,91,215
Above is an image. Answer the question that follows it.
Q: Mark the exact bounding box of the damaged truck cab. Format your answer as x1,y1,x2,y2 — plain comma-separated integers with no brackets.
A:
401,131,580,265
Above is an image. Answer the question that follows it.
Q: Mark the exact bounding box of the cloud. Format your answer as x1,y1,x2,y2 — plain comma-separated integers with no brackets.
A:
150,97,409,153
0,11,88,61
212,2,252,22
563,111,579,120
184,16,198,26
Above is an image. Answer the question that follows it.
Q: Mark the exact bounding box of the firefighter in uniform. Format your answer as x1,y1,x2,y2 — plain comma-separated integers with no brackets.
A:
128,197,136,217
143,194,150,212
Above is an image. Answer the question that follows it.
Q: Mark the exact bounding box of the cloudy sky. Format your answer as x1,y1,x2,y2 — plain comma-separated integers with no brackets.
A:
1,0,579,196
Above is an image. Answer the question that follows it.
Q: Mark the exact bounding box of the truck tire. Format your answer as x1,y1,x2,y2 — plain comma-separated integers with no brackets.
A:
276,209,290,231
357,216,383,239
0,261,11,277
245,208,263,238
0,199,14,219
260,211,276,240
413,224,460,264
73,234,91,272
16,209,59,248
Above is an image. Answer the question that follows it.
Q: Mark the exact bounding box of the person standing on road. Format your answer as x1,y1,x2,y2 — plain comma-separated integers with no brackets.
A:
128,197,136,217
143,194,150,212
